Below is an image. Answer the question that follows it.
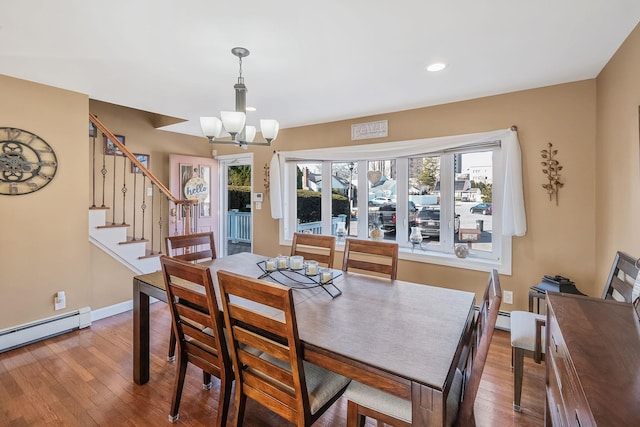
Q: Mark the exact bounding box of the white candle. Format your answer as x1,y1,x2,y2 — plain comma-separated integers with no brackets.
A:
306,263,317,275
277,256,289,269
265,259,276,271
320,268,332,283
290,256,304,270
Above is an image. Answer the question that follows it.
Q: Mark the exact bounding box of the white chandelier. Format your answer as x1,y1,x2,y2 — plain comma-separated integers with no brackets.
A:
200,47,279,149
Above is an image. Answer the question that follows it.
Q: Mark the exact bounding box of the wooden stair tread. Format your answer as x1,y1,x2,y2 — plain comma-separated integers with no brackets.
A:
89,206,110,210
119,238,150,245
139,250,163,259
97,224,130,229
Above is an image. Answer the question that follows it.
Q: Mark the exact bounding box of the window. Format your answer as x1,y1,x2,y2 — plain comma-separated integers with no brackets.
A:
273,128,525,274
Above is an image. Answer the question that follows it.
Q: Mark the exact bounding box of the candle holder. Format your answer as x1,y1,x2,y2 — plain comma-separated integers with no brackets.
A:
256,261,342,298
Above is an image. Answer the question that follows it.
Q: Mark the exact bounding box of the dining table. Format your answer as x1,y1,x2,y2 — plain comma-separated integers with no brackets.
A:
133,252,476,426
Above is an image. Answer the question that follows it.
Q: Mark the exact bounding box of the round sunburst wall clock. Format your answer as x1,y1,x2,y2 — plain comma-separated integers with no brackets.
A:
0,127,58,195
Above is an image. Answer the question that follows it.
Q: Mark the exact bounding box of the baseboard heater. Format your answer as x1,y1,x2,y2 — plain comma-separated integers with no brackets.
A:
0,307,91,353
475,306,511,331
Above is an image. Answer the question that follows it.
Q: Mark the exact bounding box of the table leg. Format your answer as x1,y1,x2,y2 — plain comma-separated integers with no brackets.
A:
133,278,150,385
411,383,444,426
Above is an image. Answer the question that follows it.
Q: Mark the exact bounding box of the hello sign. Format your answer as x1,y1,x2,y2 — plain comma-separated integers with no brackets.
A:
184,177,209,202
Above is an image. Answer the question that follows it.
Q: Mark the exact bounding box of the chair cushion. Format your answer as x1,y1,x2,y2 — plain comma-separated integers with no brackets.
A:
344,368,464,426
510,311,546,353
259,354,351,415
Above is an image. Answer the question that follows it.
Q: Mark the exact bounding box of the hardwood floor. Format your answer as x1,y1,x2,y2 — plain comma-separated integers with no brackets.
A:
0,303,546,426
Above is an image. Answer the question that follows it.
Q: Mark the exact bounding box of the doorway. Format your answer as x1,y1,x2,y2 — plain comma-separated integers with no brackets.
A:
218,154,253,256
168,154,220,248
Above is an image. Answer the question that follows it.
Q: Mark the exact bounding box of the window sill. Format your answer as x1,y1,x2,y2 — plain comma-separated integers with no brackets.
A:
281,238,511,276
398,245,510,275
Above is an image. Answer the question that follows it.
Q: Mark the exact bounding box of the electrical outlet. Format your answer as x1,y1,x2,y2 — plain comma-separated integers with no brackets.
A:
503,290,513,304
146,187,153,196
54,291,66,310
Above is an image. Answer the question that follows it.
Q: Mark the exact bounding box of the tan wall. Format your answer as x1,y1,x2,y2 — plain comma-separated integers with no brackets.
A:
595,24,640,285
0,75,90,329
266,81,597,308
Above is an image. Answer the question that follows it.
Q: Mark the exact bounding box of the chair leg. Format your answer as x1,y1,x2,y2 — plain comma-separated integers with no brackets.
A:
168,329,176,362
513,347,524,412
215,373,233,427
169,355,188,423
203,372,212,389
233,388,247,427
346,400,366,427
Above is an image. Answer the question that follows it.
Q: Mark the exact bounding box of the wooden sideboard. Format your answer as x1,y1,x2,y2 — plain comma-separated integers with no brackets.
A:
545,293,640,426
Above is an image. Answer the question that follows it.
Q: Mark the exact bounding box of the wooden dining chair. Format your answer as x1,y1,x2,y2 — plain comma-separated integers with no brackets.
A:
342,238,399,280
602,251,640,302
345,269,502,427
217,270,351,427
290,232,337,268
159,256,233,426
511,250,640,411
164,232,217,362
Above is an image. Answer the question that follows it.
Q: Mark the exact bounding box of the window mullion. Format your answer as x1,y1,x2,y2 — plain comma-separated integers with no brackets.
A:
439,153,454,250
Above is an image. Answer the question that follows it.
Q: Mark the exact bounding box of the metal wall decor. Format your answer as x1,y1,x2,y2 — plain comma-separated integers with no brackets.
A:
541,142,564,205
0,127,58,195
263,163,270,195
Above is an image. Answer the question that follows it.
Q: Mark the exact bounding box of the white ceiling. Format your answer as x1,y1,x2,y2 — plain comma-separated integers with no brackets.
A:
1,1,639,139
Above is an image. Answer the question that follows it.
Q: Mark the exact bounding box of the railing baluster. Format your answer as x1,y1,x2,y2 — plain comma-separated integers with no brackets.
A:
111,154,117,225
140,175,147,241
131,166,137,240
149,181,156,254
91,133,96,208
121,156,128,225
100,144,107,208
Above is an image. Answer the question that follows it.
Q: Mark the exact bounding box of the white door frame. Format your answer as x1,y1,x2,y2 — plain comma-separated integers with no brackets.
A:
217,153,253,256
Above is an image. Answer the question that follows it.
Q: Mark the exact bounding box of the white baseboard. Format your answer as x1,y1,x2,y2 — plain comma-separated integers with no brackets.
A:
91,300,133,322
0,307,91,353
91,297,161,322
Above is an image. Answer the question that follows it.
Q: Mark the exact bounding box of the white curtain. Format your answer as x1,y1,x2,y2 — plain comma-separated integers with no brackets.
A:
270,128,526,237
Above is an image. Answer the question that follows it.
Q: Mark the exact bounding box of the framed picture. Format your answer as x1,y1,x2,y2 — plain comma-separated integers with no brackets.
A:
131,153,150,174
104,134,125,156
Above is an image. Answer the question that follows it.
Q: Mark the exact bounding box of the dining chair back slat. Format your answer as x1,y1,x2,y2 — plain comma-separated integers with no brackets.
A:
456,269,502,426
291,232,337,268
602,251,640,302
217,269,350,426
342,238,398,279
160,256,232,426
165,232,216,263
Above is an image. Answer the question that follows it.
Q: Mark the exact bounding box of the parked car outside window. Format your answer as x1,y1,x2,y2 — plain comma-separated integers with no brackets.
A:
371,201,417,234
369,197,394,206
415,206,460,238
470,203,492,215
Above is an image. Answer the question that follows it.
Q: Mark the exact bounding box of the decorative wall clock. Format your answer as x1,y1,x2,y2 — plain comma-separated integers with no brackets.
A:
0,127,58,195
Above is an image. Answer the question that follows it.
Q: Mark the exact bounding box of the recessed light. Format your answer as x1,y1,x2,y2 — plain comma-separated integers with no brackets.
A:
426,62,447,72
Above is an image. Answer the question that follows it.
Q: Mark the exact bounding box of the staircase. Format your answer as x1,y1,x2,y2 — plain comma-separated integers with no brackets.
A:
89,209,160,275
88,114,196,275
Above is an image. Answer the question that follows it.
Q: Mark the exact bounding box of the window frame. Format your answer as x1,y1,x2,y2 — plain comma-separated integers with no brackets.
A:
272,129,524,275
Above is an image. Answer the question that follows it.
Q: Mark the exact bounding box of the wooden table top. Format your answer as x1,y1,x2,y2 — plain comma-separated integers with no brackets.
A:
137,252,476,390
